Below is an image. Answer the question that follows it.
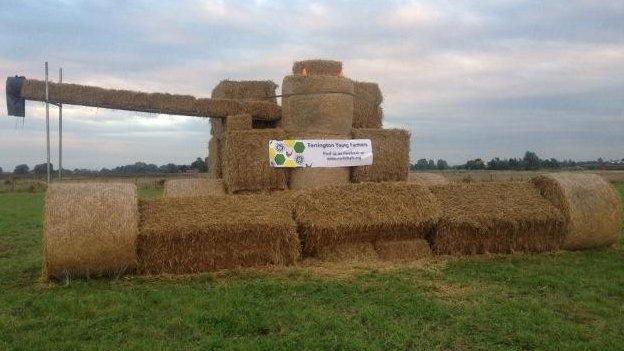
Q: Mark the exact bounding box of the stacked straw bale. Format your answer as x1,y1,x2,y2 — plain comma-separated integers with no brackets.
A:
224,113,252,131
408,172,450,187
287,132,352,190
293,59,343,76
281,75,354,190
353,81,383,128
351,128,410,182
207,137,222,179
430,182,566,255
137,195,300,274
164,178,226,198
223,129,288,193
532,173,622,250
43,183,138,280
281,75,354,134
211,80,278,102
294,182,440,256
374,239,432,261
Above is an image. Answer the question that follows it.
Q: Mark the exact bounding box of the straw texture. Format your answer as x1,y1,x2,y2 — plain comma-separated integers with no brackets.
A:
430,182,566,255
532,173,622,250
353,81,383,128
374,239,432,261
293,59,343,76
164,178,226,198
211,80,278,102
281,75,354,134
317,242,378,262
222,129,288,193
137,195,300,274
294,182,440,256
351,128,410,182
43,183,138,280
408,172,450,187
207,137,222,179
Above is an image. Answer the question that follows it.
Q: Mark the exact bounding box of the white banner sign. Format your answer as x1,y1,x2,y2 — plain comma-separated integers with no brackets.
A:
269,139,373,168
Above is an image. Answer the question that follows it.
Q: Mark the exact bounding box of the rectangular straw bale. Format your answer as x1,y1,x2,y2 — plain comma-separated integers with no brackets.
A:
224,113,252,131
222,129,287,193
207,137,222,179
351,128,410,182
43,183,138,280
137,195,300,274
164,178,225,198
430,182,566,255
293,59,343,76
210,118,224,138
294,182,440,256
353,81,383,128
212,80,278,102
196,98,281,121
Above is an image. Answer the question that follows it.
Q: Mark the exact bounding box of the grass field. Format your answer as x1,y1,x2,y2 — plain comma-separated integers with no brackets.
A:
0,185,622,350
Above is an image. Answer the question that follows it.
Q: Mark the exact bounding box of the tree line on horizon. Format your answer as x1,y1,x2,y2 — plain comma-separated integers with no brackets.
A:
4,158,208,176
1,151,622,176
411,151,624,171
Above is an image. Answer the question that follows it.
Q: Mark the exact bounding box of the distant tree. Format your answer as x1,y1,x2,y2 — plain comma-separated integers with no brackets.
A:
33,163,53,175
414,159,429,170
436,159,449,170
465,158,486,170
159,163,179,173
13,164,29,174
427,159,435,169
523,151,541,170
0,166,3,174
542,158,560,169
190,157,208,173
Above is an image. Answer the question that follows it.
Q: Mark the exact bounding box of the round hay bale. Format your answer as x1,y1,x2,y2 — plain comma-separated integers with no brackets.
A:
164,178,226,198
408,173,450,187
287,132,352,190
292,59,342,76
532,173,622,250
43,183,139,280
281,75,354,134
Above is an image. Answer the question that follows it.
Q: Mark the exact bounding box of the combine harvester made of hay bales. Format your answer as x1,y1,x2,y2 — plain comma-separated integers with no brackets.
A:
7,59,622,280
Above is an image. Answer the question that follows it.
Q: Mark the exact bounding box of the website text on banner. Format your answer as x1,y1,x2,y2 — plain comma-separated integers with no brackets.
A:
269,139,373,168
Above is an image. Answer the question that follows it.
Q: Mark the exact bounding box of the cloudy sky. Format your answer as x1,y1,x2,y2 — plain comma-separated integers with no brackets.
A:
1,0,623,170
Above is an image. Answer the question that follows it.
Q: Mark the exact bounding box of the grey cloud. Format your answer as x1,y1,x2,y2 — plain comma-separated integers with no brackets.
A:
1,0,623,170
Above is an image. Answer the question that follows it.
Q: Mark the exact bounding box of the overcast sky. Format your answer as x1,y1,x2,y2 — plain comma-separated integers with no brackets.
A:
1,0,623,170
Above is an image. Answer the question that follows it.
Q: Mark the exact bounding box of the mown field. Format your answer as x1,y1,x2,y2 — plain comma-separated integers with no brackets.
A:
0,185,622,350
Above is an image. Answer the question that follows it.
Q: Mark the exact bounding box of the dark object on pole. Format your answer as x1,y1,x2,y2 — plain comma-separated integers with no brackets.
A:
6,76,25,117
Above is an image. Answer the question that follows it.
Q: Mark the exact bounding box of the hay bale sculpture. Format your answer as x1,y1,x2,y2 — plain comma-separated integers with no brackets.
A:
33,59,622,280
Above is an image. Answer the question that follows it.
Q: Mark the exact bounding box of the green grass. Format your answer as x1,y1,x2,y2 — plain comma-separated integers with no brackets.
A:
0,185,623,350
